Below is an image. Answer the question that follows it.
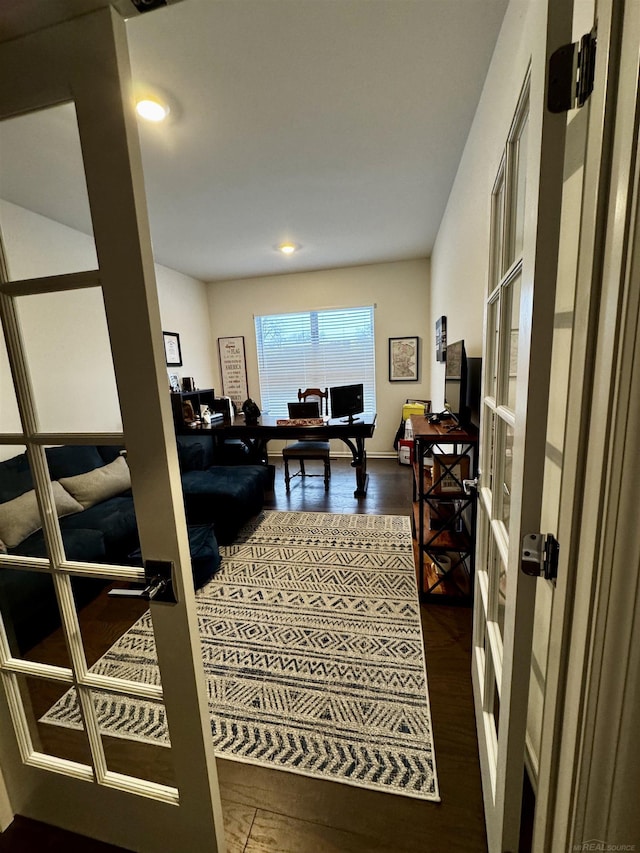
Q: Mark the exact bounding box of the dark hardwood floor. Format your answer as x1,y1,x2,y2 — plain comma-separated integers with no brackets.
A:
0,456,486,853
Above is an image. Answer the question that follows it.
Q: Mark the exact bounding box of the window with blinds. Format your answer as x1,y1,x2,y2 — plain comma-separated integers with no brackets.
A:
254,306,376,416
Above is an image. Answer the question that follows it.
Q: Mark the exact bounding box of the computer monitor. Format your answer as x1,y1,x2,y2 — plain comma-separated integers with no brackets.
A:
287,401,320,418
329,383,364,423
444,340,482,426
444,340,466,419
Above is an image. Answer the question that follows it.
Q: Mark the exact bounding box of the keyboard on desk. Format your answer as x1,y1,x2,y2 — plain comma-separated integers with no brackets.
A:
276,417,325,426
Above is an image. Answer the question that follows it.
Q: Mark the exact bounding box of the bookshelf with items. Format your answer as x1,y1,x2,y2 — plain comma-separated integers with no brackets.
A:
410,416,479,604
170,389,225,432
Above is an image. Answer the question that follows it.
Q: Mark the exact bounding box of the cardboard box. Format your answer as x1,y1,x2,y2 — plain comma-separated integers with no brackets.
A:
398,439,414,465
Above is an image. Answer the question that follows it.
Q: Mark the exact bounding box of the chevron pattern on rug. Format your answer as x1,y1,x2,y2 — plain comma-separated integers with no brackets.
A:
42,510,440,801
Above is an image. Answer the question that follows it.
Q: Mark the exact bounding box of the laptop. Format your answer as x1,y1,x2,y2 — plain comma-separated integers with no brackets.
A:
287,401,320,418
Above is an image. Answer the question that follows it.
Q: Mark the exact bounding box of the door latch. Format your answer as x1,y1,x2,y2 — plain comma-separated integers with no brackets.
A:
108,560,177,604
463,477,479,495
521,533,559,582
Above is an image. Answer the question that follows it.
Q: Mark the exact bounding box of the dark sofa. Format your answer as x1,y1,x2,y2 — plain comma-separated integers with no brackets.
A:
176,433,271,544
0,439,269,653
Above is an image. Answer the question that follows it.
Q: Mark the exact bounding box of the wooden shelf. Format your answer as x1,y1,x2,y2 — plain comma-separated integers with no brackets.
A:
411,502,471,551
410,422,479,605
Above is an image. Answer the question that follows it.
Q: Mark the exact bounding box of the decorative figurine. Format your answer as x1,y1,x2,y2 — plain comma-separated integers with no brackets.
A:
241,398,261,424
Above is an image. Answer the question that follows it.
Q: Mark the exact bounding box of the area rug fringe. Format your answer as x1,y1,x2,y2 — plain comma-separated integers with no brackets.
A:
41,510,440,801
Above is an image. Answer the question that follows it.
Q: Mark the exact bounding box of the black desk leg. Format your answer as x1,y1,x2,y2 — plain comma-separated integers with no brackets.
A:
346,437,369,497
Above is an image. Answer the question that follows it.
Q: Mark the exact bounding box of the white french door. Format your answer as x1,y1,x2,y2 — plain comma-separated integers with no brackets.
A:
472,1,573,851
0,9,225,851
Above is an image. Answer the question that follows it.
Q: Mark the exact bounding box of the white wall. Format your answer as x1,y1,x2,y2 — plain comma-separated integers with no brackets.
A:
430,1,530,409
430,0,589,784
207,259,431,456
0,201,213,457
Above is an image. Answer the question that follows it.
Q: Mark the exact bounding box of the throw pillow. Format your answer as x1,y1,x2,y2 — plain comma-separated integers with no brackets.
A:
0,482,84,549
59,456,131,510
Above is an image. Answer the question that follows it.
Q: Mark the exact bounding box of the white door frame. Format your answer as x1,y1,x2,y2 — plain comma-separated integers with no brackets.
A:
0,9,225,850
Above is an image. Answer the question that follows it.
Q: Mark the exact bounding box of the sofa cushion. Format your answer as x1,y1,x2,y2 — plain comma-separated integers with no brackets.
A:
10,527,107,562
0,452,33,503
60,496,138,561
0,483,84,549
45,445,105,480
59,456,131,509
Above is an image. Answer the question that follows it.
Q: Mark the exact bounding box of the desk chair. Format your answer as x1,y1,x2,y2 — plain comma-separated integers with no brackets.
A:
282,388,330,492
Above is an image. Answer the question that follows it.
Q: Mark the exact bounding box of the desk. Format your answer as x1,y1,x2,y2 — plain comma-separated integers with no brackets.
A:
185,413,377,497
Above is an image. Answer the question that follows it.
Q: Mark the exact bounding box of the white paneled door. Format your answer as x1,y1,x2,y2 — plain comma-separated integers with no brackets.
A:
472,1,573,851
0,9,226,852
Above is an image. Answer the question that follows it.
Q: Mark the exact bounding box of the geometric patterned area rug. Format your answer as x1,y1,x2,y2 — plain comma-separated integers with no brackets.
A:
42,510,440,801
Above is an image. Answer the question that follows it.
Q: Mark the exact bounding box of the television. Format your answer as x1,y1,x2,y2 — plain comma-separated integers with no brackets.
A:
444,340,482,427
329,383,364,423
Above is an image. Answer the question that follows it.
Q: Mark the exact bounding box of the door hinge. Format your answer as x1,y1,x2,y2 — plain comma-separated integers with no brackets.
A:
521,533,559,582
548,27,596,113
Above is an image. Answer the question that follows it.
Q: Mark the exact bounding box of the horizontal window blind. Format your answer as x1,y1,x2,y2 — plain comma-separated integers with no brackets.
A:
254,306,376,416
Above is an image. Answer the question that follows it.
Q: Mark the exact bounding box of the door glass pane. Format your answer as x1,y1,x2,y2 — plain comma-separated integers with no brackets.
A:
499,422,514,529
487,296,499,399
0,566,71,666
491,166,505,286
476,504,490,576
44,444,141,570
498,561,507,641
73,577,149,668
15,290,122,434
93,690,176,787
489,543,508,642
492,679,501,739
0,103,97,281
484,646,500,746
505,274,522,411
76,596,158,687
512,115,529,261
0,329,21,435
482,408,496,496
474,611,487,699
15,673,92,765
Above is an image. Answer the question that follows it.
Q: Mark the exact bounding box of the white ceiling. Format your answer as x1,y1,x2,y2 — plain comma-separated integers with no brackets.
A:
0,0,508,282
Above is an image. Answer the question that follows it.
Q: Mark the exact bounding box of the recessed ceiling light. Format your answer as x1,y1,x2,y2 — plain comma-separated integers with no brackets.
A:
135,98,170,122
278,242,298,255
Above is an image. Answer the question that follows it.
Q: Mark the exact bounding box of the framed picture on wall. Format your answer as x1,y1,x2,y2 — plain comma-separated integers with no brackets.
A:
436,316,447,362
163,331,182,367
389,336,419,381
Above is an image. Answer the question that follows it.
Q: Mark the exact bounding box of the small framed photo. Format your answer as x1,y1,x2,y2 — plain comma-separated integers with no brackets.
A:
389,336,419,382
432,454,470,494
163,331,182,367
168,373,181,393
436,316,447,362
